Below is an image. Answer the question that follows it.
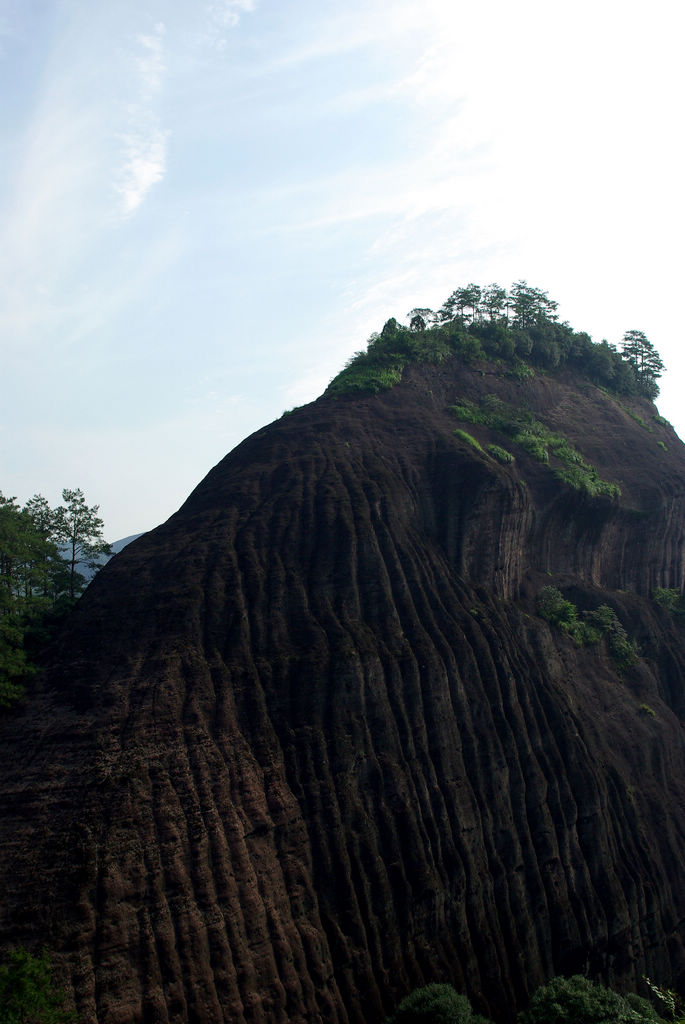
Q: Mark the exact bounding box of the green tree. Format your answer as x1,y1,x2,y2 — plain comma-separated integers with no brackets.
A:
438,286,482,326
518,975,664,1024
0,947,74,1023
482,283,508,321
620,330,665,398
438,290,460,323
22,495,53,538
386,984,477,1024
456,284,482,324
1,488,110,709
510,281,558,329
0,495,56,708
53,489,111,601
20,497,62,603
408,308,436,332
586,341,618,387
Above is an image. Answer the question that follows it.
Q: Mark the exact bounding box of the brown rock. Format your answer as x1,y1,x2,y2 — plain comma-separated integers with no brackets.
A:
2,360,685,1022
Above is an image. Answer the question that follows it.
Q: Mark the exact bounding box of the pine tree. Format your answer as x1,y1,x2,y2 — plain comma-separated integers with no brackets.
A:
620,330,665,398
53,488,111,600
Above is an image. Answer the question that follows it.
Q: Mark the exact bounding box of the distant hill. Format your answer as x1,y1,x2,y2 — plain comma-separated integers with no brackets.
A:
75,532,143,582
109,533,143,555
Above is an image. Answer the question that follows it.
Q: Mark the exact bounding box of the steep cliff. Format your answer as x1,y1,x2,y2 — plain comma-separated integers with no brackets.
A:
2,357,685,1024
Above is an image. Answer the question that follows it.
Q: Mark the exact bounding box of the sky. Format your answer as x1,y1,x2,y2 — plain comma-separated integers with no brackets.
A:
1,0,684,540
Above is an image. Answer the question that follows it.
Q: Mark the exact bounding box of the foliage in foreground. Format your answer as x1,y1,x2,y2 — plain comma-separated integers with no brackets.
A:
385,976,672,1024
0,947,74,1024
385,983,486,1024
518,975,666,1024
0,488,110,711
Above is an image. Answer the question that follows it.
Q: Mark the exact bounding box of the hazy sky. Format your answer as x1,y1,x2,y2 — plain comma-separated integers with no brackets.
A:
2,0,683,539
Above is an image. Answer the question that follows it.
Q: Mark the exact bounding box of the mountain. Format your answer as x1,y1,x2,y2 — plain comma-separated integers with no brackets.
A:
109,534,143,555
2,346,685,1024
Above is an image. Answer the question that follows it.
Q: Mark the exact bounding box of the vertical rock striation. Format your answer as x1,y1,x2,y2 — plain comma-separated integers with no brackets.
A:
2,361,685,1022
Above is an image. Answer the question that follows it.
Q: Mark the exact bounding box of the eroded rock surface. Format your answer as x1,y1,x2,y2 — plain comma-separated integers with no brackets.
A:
2,362,685,1022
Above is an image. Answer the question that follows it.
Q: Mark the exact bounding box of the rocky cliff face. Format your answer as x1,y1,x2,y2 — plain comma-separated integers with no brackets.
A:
2,359,685,1024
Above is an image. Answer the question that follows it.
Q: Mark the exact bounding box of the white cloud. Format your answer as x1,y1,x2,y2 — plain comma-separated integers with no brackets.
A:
114,23,168,216
266,0,427,70
137,23,166,95
115,125,168,215
208,0,256,28
204,0,256,48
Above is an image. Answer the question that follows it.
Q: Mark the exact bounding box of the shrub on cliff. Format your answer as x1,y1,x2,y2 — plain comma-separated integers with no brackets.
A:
537,590,638,664
487,444,514,464
537,587,578,630
585,604,638,668
653,588,685,618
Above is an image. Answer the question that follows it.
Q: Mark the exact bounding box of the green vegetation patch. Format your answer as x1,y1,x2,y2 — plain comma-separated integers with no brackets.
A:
537,586,638,666
327,281,666,402
454,429,484,452
537,586,579,630
386,983,482,1024
326,356,405,396
506,359,536,381
548,435,584,464
487,444,514,464
554,465,621,499
514,429,549,463
326,313,474,397
0,946,75,1023
624,407,650,430
518,975,666,1024
385,976,669,1024
1,489,110,712
451,399,486,424
653,588,685,618
450,396,620,497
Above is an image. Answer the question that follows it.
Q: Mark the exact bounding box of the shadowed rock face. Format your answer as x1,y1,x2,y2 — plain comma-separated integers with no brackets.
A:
3,360,685,1023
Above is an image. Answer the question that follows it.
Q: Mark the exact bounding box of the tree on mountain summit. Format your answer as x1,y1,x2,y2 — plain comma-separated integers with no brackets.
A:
439,285,482,326
456,284,482,324
482,283,508,321
620,330,665,398
408,308,436,332
509,281,559,329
